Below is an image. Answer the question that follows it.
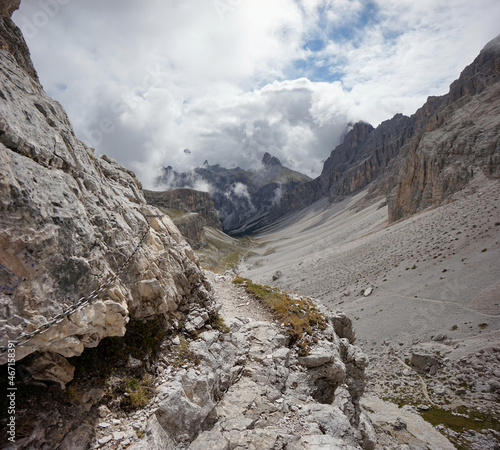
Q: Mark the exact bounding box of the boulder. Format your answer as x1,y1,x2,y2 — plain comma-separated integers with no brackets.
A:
410,352,441,373
272,270,283,281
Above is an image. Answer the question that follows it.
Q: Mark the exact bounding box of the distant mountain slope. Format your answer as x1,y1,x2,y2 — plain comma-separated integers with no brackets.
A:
155,152,311,235
143,188,222,249
271,34,500,224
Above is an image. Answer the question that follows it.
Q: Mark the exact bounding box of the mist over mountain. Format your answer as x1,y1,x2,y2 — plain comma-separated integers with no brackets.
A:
155,152,311,235
155,33,500,238
2,1,500,446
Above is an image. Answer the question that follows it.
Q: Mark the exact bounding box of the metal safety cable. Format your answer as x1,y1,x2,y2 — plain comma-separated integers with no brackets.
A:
0,211,164,355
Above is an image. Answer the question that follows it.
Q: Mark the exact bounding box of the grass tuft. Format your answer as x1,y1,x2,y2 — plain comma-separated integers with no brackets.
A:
208,312,230,333
119,374,155,410
232,277,327,347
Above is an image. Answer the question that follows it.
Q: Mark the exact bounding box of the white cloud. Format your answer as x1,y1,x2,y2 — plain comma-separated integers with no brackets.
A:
230,183,252,200
12,0,500,187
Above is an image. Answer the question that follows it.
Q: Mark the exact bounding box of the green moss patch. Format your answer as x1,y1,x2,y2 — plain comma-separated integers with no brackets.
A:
421,405,499,434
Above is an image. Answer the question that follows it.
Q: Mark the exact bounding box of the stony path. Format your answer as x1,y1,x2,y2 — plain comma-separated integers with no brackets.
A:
92,271,374,449
205,271,276,324
90,271,500,450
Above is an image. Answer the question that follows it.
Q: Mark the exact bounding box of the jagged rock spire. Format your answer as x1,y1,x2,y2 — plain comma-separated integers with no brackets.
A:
262,152,282,166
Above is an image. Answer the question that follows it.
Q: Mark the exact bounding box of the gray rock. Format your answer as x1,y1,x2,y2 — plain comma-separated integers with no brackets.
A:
58,423,93,450
432,334,447,342
112,431,125,441
128,355,143,369
410,353,441,373
393,417,407,430
128,415,176,450
190,315,206,329
434,385,447,396
417,404,431,411
298,347,334,368
97,405,111,418
97,435,112,445
272,270,283,281
189,425,229,450
487,378,500,392
23,352,75,388
330,311,356,344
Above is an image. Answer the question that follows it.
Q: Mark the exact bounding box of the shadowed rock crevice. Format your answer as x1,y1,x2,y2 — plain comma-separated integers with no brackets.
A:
312,377,339,404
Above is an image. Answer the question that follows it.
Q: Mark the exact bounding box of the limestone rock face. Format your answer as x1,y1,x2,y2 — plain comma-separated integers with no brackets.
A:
388,35,500,222
0,15,39,82
144,188,222,249
0,22,214,365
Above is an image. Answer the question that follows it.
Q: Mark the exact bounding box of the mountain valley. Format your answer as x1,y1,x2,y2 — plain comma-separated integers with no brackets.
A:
0,2,499,449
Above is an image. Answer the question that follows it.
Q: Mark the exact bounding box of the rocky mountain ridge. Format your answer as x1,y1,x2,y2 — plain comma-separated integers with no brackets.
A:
388,35,500,221
155,152,311,235
269,34,500,224
158,35,500,233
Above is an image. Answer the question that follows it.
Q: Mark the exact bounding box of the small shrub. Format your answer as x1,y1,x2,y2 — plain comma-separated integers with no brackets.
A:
208,312,230,333
66,384,84,403
479,323,488,330
16,416,35,438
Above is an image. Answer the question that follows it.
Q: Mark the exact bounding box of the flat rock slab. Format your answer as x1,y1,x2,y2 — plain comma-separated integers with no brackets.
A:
361,396,455,450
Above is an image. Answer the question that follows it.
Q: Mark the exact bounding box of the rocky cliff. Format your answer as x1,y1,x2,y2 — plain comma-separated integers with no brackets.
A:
270,114,416,220
143,188,222,249
0,2,38,83
388,35,500,221
272,35,500,224
0,10,215,382
156,153,311,235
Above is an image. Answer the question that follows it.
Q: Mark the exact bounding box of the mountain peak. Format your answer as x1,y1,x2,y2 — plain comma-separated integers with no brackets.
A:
262,152,282,166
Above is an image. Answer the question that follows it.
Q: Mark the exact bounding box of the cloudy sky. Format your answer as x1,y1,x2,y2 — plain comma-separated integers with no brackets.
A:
13,0,500,186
